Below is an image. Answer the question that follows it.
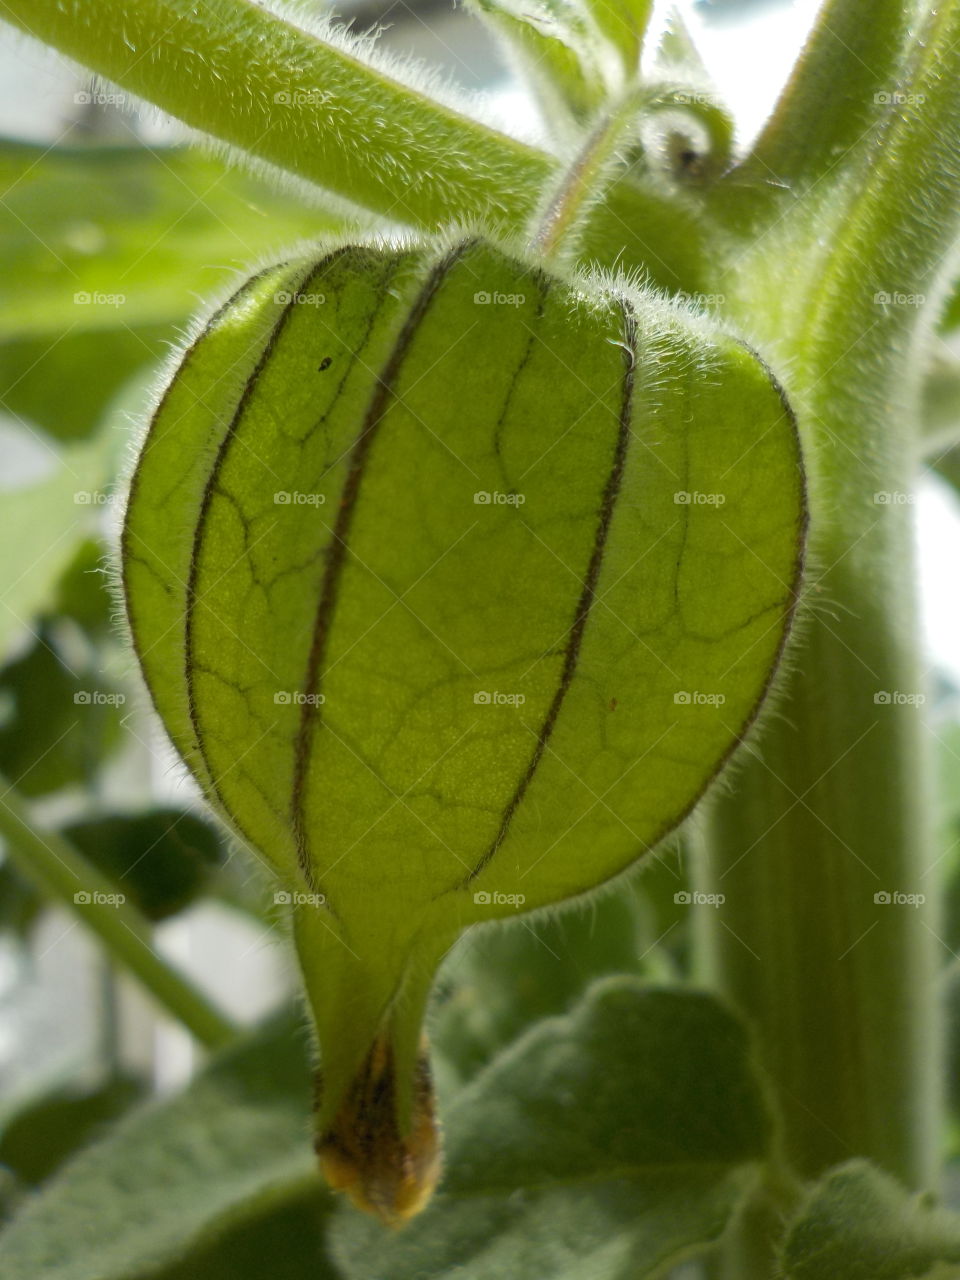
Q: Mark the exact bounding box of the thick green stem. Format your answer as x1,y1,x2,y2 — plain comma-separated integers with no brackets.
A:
0,0,541,230
0,774,237,1049
695,0,960,1208
734,0,921,193
0,0,708,289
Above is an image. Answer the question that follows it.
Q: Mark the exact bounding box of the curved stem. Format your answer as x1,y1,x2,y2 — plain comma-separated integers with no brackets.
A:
0,0,715,291
531,100,639,260
531,82,733,260
0,0,547,230
0,774,237,1050
733,0,922,193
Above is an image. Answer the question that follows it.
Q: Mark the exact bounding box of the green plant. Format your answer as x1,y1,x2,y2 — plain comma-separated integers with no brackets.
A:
0,0,959,1275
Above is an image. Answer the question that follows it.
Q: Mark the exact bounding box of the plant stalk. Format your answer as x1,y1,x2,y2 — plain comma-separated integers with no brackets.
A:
0,774,237,1050
694,0,960,1207
0,0,707,289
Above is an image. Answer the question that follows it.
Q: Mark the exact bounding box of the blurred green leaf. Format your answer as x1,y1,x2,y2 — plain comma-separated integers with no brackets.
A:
0,1076,146,1187
583,0,653,77
0,140,349,344
656,7,708,74
150,1184,337,1280
0,860,43,939
780,1160,960,1279
62,809,226,922
0,1009,319,1280
332,978,772,1280
0,637,123,796
466,0,610,122
0,426,111,661
0,325,168,441
433,890,644,1082
51,538,113,635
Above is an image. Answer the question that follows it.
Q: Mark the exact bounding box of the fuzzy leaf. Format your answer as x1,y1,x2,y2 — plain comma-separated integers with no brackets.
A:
584,0,654,77
0,1011,319,1280
433,889,645,1082
780,1160,960,1280
467,0,611,121
0,1075,147,1187
331,978,772,1279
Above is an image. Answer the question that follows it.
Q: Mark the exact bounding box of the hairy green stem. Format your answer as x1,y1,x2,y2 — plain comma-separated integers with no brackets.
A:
532,81,732,259
696,0,960,1213
0,0,709,290
0,774,237,1049
733,0,922,195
